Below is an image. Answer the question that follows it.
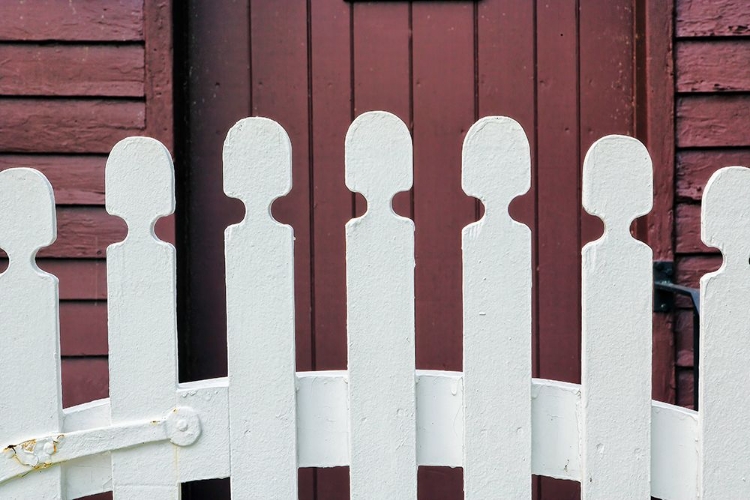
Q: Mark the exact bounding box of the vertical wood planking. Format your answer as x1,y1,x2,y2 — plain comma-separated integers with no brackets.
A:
251,0,313,373
411,1,475,373
181,0,251,382
0,169,63,498
462,117,532,498
579,0,635,245
699,166,750,498
535,0,581,387
640,0,676,404
580,136,652,499
346,112,417,500
224,119,298,500
310,0,352,373
352,1,411,219
106,138,180,498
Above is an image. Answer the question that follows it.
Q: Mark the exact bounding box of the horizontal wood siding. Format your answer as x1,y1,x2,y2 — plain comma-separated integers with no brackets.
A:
0,0,171,436
673,0,750,407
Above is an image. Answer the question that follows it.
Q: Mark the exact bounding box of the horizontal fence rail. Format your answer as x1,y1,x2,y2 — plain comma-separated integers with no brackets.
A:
0,111,746,499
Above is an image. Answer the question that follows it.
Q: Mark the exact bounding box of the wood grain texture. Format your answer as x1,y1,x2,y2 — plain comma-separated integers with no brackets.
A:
676,40,750,92
676,0,750,37
675,203,718,254
677,149,750,201
0,0,143,41
35,207,127,258
37,259,107,300
61,357,109,408
676,95,750,148
0,155,105,205
60,301,108,356
0,99,145,153
144,0,173,152
0,44,144,97
638,0,676,406
310,0,352,374
412,1,476,372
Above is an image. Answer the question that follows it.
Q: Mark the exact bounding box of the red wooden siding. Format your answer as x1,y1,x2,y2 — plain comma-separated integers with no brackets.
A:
0,0,172,426
673,0,750,408
177,1,657,499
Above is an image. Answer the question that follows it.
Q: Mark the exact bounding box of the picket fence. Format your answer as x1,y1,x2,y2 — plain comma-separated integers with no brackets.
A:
0,111,747,499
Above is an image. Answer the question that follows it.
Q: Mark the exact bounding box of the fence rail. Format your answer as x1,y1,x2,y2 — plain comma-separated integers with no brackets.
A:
0,111,746,499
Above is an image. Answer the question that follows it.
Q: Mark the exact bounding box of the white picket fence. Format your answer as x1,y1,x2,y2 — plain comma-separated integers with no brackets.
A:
0,111,746,499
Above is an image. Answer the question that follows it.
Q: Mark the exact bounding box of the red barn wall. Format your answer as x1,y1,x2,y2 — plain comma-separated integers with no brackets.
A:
0,0,172,408
673,0,750,408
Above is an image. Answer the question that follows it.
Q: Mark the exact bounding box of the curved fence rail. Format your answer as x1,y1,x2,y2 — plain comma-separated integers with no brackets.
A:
0,112,745,499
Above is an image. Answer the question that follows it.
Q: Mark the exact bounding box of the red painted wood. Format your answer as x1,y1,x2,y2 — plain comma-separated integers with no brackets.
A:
412,1,475,373
677,149,750,201
178,0,250,384
0,155,105,205
675,254,721,287
310,0,351,375
0,99,145,153
412,4,474,497
0,0,143,42
252,0,313,374
144,0,174,153
638,0,676,405
36,259,107,300
676,368,694,409
36,207,127,259
677,40,750,92
536,0,580,385
60,301,109,356
676,0,750,37
677,95,750,148
0,44,144,97
61,357,109,408
675,203,716,254
579,0,633,245
352,1,412,220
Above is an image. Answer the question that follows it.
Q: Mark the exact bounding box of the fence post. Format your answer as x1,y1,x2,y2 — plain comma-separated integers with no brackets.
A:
699,166,750,498
580,136,652,499
0,169,62,498
224,118,298,499
106,137,180,498
462,116,532,498
346,111,417,499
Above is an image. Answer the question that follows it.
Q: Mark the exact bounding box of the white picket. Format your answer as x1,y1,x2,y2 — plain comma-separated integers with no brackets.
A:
224,118,298,499
580,136,653,499
462,116,532,498
345,111,418,499
3,114,750,500
106,138,180,499
0,168,63,499
699,166,750,499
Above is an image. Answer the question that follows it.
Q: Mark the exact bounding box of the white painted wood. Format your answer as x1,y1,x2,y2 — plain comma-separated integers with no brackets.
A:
462,116,532,498
345,111,418,500
0,168,63,499
699,166,750,499
580,135,652,499
224,118,298,499
56,375,700,499
105,137,180,499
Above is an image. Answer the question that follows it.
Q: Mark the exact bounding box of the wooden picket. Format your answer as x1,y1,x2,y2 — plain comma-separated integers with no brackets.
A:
0,111,745,499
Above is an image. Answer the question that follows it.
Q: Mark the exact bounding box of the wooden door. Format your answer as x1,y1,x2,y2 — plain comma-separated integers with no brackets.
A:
174,1,674,498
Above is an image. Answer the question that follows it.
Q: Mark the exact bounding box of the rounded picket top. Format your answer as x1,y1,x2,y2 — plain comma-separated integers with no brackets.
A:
582,135,652,229
0,168,56,261
345,111,412,207
462,116,530,208
223,117,292,213
106,137,175,232
702,166,750,254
